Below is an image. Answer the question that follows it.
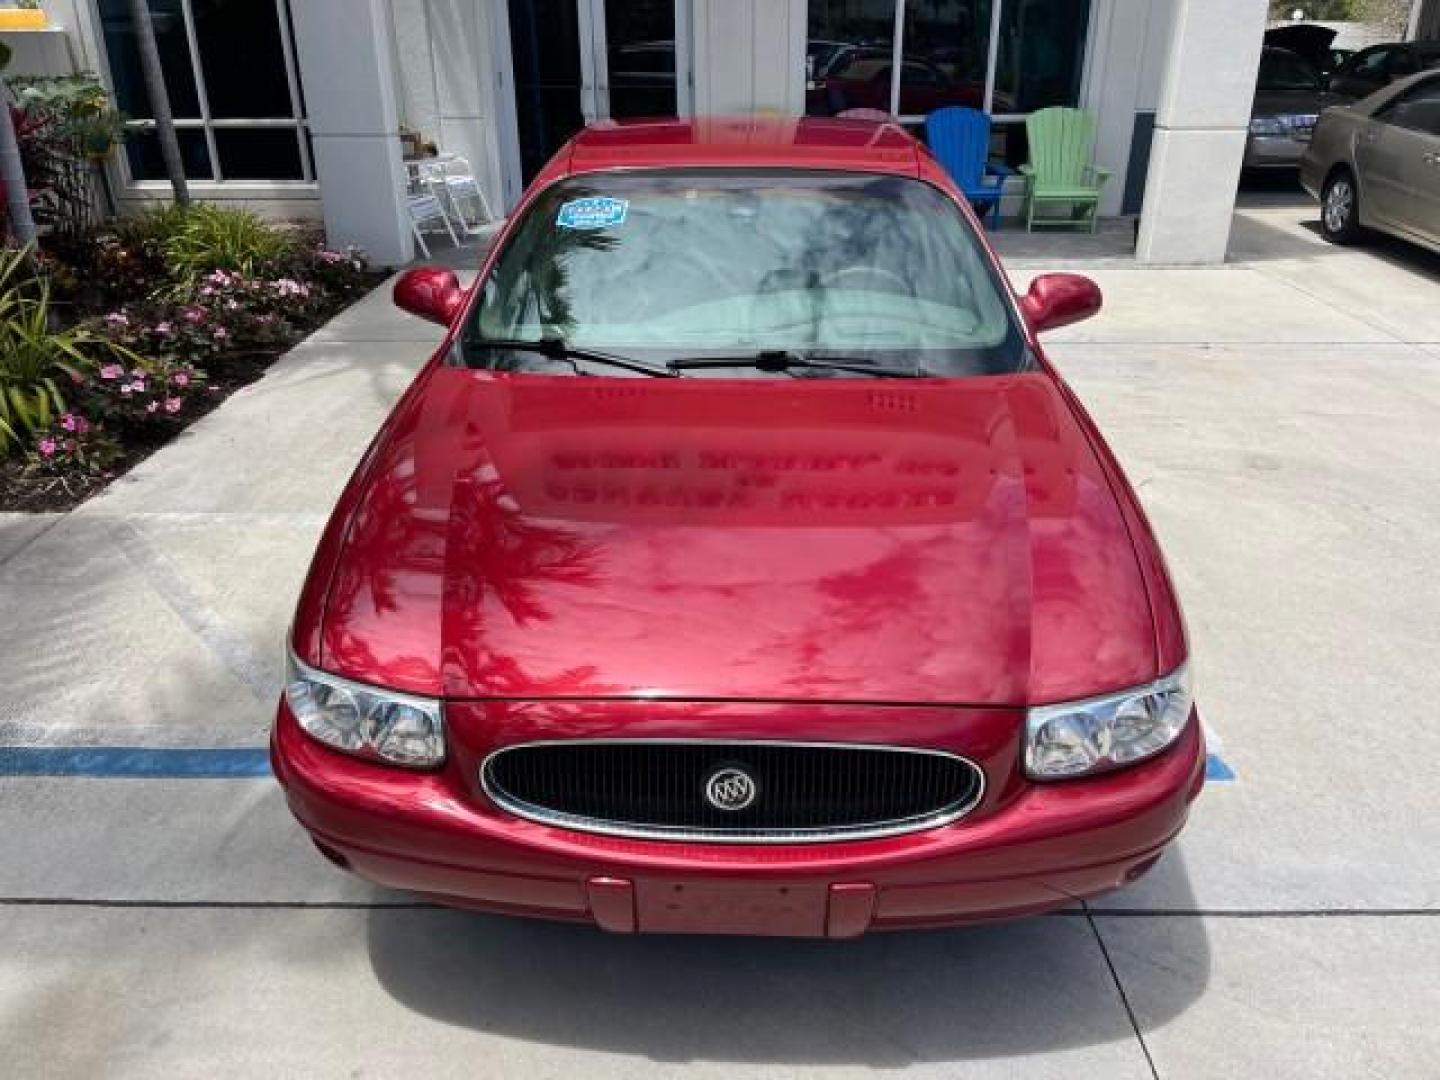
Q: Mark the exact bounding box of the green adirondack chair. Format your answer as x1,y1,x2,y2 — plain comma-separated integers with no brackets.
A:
1019,108,1111,233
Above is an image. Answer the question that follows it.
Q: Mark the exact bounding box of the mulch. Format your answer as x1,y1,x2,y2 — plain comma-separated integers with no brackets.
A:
0,280,385,514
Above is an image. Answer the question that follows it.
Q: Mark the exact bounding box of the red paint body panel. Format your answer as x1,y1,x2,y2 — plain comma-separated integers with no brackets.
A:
277,118,1199,933
273,699,1204,934
317,370,1156,706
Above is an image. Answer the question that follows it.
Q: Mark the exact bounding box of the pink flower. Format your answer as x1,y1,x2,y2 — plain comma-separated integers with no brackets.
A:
146,401,160,414
173,371,190,387
183,307,206,324
104,311,130,328
271,278,310,299
76,417,92,435
164,397,182,414
38,438,57,458
99,364,124,381
154,321,173,336
213,327,230,341
131,367,147,379
60,413,79,432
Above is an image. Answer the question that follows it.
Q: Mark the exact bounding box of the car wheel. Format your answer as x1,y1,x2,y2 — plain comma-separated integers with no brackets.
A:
1320,170,1362,244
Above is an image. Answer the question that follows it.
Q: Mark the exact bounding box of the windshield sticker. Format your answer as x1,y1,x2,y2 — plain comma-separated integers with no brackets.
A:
557,196,629,231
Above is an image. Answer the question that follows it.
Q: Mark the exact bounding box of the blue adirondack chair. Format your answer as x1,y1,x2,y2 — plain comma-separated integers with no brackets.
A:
924,107,1012,230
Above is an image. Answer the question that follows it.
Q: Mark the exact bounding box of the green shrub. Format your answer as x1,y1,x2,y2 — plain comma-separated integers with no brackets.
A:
162,204,298,282
0,247,141,457
8,73,128,241
110,203,194,250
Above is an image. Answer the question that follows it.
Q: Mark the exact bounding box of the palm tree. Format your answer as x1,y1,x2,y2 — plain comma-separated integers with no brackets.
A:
0,41,37,246
127,0,189,205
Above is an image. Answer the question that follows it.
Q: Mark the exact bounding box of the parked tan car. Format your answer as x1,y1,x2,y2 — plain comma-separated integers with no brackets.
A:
1301,71,1440,253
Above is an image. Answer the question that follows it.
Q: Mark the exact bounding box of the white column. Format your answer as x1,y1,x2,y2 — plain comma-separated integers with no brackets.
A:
290,0,412,266
691,0,806,115
1136,0,1269,265
1082,0,1151,218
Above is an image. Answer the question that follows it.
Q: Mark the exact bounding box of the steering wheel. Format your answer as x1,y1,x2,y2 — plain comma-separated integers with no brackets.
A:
819,265,915,295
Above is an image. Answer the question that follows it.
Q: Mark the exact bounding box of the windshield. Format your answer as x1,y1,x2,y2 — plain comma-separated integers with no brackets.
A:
465,170,1024,379
1259,49,1321,91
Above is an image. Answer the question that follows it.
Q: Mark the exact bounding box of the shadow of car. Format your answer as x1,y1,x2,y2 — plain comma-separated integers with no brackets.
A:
365,848,1210,1067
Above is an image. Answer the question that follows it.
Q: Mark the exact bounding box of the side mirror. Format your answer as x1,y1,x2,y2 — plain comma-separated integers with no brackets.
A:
1020,273,1103,334
394,267,465,327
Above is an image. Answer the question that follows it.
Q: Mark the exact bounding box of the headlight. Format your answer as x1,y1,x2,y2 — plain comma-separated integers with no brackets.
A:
284,649,446,769
1249,117,1286,136
1025,665,1194,780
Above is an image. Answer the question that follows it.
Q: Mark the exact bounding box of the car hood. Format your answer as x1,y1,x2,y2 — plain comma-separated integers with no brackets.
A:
318,368,1157,706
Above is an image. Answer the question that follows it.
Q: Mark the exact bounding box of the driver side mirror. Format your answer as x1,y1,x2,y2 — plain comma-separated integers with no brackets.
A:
1020,273,1103,334
394,267,465,327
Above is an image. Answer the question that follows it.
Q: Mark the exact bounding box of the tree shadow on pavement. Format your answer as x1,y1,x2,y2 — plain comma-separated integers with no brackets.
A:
366,849,1208,1067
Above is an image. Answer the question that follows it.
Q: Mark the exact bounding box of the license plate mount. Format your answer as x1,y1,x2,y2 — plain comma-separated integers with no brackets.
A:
635,879,828,937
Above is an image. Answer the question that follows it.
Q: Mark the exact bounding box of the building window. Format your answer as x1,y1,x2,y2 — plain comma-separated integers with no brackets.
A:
96,0,311,183
807,0,1091,164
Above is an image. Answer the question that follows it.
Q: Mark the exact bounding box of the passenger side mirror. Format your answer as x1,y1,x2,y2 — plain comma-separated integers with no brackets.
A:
394,267,465,327
1020,273,1103,334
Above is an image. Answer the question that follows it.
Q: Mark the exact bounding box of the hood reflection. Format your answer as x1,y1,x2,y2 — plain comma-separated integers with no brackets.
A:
320,371,1154,705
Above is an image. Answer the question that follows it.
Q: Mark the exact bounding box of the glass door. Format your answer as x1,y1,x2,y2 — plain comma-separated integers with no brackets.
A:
506,0,588,186
599,0,680,121
504,0,687,189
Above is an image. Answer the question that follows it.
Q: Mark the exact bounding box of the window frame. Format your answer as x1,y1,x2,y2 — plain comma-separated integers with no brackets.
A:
1345,45,1396,82
88,0,314,186
811,0,1098,145
1373,75,1440,137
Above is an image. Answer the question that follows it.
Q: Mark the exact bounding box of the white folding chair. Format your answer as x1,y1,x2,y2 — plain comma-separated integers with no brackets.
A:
406,193,459,258
414,155,494,234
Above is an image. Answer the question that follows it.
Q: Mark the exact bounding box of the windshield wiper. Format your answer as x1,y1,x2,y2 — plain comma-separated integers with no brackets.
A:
667,350,928,379
466,337,679,378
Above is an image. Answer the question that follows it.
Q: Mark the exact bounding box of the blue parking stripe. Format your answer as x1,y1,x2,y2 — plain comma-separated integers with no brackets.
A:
1206,754,1236,782
0,747,273,779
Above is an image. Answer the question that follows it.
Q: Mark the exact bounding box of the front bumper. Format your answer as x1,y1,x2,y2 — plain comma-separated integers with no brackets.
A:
272,699,1205,937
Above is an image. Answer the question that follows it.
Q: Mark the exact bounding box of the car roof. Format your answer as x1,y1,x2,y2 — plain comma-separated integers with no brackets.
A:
556,116,924,178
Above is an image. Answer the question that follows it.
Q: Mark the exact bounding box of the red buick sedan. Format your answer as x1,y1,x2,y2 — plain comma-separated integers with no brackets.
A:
273,117,1203,937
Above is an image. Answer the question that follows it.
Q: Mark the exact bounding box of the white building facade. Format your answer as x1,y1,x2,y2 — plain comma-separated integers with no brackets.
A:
16,0,1308,264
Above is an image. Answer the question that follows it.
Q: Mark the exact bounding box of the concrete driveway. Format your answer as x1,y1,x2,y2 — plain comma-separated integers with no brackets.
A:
2,197,1438,1078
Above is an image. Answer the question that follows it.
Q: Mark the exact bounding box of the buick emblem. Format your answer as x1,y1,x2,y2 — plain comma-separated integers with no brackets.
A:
704,766,757,811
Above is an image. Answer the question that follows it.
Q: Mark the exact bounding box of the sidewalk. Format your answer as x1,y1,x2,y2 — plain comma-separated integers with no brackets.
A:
2,196,1438,1079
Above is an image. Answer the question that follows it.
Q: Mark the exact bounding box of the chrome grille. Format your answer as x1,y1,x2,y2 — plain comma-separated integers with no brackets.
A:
481,740,985,843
